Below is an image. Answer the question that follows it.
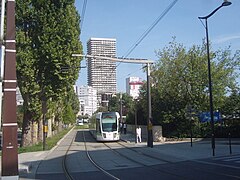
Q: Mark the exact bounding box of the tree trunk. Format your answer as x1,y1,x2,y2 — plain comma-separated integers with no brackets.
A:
21,111,32,147
37,117,43,142
31,120,38,145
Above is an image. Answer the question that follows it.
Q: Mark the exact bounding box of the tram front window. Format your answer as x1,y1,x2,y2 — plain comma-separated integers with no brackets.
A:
102,123,117,132
101,113,117,132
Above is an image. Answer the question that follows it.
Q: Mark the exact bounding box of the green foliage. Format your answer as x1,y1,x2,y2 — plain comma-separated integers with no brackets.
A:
16,0,82,113
17,105,24,128
16,0,82,145
67,87,80,115
137,38,239,137
30,0,82,99
108,93,134,115
63,104,75,124
219,89,240,137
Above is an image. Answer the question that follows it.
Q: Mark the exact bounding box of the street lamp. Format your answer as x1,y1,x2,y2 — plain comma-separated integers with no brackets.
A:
198,0,232,156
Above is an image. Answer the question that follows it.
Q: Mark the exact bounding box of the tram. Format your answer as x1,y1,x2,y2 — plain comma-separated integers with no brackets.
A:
90,112,120,141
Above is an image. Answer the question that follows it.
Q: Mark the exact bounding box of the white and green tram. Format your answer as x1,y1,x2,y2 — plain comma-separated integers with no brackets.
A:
90,112,120,141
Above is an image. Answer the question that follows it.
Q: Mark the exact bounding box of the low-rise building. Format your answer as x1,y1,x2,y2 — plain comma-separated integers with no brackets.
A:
126,77,143,99
76,85,97,116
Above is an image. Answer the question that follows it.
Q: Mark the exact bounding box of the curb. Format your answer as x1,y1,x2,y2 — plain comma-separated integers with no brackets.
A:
48,126,75,154
19,163,32,174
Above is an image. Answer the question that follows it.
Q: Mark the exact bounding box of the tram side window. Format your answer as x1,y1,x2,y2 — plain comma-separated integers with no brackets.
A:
98,123,101,132
96,119,101,133
112,123,117,131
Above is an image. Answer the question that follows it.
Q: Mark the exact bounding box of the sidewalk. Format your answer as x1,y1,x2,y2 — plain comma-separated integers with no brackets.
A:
0,127,74,179
0,150,49,179
120,133,137,143
121,132,240,160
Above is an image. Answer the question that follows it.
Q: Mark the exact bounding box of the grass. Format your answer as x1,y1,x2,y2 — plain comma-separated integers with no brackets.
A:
17,124,89,154
18,127,73,154
74,124,89,129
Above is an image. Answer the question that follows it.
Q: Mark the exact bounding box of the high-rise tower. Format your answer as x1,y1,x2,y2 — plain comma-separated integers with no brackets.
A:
87,38,117,103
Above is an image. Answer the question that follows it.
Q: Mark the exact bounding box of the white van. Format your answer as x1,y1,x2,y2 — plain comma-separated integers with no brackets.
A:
77,119,84,126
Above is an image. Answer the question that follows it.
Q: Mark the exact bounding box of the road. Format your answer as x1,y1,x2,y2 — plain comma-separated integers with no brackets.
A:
20,129,240,180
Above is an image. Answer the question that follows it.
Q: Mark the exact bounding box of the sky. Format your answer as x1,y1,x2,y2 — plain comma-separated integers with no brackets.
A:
74,0,240,92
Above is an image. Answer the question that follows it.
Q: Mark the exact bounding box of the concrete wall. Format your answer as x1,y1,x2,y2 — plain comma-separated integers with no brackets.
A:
126,124,164,142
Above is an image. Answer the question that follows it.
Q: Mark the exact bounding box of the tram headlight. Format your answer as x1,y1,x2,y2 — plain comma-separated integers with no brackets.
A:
103,133,106,138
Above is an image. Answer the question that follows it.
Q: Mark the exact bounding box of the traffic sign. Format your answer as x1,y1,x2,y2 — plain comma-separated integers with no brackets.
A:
199,112,222,123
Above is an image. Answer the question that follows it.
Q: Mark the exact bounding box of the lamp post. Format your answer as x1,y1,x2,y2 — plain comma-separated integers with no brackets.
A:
199,0,232,156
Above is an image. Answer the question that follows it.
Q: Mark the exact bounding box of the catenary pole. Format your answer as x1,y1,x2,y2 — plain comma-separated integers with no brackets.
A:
0,0,6,129
147,63,153,148
1,0,19,179
73,54,154,147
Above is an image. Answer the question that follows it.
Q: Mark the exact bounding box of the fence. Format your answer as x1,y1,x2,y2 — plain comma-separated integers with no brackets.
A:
126,124,165,142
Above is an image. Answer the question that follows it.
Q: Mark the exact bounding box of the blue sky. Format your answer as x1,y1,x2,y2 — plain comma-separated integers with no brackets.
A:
75,0,240,92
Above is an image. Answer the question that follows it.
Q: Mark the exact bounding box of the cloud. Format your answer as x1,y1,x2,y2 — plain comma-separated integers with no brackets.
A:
214,34,240,44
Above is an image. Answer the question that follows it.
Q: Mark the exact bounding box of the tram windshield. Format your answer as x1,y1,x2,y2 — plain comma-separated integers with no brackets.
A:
101,112,117,132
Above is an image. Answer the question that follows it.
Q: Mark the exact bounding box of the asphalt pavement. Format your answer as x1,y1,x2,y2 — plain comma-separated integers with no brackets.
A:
0,129,239,179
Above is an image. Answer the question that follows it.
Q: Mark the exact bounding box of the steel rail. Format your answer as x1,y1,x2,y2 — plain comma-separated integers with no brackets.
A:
83,131,120,180
62,130,77,180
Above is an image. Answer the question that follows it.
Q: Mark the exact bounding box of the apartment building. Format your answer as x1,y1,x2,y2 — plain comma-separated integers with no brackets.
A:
87,38,117,105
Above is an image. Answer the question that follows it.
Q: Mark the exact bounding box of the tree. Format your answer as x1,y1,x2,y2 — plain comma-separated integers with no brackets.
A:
108,93,134,115
63,104,75,125
138,38,239,137
16,0,82,146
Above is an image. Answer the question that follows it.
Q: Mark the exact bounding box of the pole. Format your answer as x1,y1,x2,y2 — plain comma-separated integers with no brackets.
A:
190,117,193,147
135,105,137,143
147,63,153,148
199,0,232,157
1,0,19,179
42,99,47,150
228,131,232,154
0,0,6,130
120,93,122,123
205,18,215,156
0,46,5,129
0,0,5,40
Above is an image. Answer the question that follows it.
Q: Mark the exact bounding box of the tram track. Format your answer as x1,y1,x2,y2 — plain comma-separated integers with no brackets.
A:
57,129,240,180
82,131,120,180
102,141,187,179
61,129,120,180
113,140,240,179
62,129,77,180
117,141,172,163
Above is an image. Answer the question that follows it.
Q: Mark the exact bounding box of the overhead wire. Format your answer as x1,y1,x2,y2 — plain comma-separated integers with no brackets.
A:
80,0,88,30
79,0,88,73
115,0,179,79
122,0,179,59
